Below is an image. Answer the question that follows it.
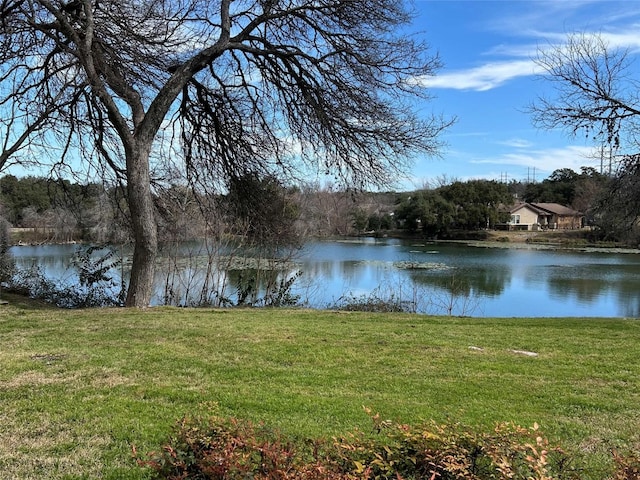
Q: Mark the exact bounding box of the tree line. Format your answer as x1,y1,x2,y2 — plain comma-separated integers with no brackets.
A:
1,165,632,247
0,174,391,245
393,168,626,240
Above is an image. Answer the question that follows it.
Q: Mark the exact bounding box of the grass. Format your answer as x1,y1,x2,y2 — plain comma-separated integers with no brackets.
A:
1,293,640,479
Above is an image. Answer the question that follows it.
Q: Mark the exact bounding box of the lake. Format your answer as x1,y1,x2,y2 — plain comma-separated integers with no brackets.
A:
8,238,640,317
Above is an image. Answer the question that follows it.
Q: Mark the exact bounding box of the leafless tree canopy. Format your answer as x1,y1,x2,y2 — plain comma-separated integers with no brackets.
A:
0,0,445,182
0,0,449,305
531,34,640,151
531,33,640,243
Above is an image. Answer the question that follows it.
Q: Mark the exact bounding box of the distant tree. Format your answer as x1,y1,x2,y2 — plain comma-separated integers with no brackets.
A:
522,182,543,204
0,175,110,241
351,208,369,234
395,189,454,236
366,214,380,232
0,176,51,224
573,167,609,223
0,0,450,306
380,214,394,230
225,174,301,249
48,208,78,243
523,168,579,205
507,179,527,202
296,184,355,236
155,184,205,243
439,180,512,230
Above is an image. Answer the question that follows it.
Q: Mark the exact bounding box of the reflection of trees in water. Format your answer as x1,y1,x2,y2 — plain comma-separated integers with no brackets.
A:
14,253,77,275
546,265,640,314
546,275,606,303
621,302,640,317
156,237,303,307
617,280,640,317
12,241,640,315
409,266,511,297
297,260,363,285
299,260,336,279
224,268,293,306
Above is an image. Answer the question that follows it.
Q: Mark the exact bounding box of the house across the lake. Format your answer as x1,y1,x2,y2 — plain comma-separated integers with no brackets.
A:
500,202,584,231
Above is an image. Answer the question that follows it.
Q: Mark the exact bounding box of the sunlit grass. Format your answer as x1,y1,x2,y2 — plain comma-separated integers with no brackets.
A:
1,294,639,478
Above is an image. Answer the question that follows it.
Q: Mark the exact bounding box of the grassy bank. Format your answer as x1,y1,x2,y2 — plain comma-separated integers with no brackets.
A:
1,295,639,479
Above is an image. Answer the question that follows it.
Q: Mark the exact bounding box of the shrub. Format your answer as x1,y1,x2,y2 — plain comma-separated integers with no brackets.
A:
0,216,14,283
334,409,575,480
136,413,353,479
7,245,125,307
329,289,413,313
71,245,126,306
611,449,640,480
137,409,583,480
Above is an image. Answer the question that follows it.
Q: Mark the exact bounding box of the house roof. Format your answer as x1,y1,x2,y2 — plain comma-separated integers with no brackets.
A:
531,203,582,216
508,202,550,215
507,202,583,217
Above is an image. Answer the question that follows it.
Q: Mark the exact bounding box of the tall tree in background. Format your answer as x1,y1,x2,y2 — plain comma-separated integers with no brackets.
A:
224,174,300,249
439,180,511,230
0,0,449,306
530,34,640,241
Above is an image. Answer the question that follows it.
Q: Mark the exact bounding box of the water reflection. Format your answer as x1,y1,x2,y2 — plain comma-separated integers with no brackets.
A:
409,265,511,297
547,269,611,303
8,240,640,317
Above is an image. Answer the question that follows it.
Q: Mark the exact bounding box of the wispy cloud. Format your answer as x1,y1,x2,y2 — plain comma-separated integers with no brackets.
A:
483,1,602,35
419,59,543,91
497,138,534,148
470,145,601,173
420,26,640,92
597,28,640,50
403,144,608,189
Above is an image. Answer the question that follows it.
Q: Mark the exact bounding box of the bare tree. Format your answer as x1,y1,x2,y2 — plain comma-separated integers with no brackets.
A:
531,34,640,149
530,33,640,242
0,0,449,306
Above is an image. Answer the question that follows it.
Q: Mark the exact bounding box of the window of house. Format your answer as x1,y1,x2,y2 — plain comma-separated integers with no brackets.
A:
511,214,520,224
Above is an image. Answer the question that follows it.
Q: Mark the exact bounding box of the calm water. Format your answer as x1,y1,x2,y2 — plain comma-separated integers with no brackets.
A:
9,238,640,317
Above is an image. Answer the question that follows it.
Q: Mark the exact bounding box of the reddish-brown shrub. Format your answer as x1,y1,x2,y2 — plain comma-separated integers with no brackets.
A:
136,408,617,479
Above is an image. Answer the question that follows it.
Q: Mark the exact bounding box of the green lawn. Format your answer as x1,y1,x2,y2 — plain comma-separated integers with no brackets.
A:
1,294,639,479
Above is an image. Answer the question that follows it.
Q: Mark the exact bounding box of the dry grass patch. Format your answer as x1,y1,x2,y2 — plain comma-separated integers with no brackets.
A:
89,367,138,389
0,411,112,479
0,369,81,389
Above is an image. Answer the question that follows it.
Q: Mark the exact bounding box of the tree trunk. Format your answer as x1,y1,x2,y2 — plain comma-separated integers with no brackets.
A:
125,143,157,307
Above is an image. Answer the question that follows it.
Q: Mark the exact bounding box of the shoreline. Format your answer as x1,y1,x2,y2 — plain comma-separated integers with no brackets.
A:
9,228,638,253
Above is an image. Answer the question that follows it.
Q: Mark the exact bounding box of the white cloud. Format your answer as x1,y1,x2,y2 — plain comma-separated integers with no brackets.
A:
483,0,602,36
420,27,640,93
470,145,603,173
593,28,640,50
419,59,544,91
498,138,534,148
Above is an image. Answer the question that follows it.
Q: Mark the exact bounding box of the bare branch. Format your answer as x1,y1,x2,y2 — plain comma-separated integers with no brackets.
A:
530,33,640,149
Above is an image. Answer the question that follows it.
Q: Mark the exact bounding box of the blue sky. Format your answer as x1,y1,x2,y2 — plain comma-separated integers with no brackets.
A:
403,0,640,189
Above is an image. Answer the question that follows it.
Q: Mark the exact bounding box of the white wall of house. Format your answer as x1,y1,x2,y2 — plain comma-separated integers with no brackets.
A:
511,206,541,229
